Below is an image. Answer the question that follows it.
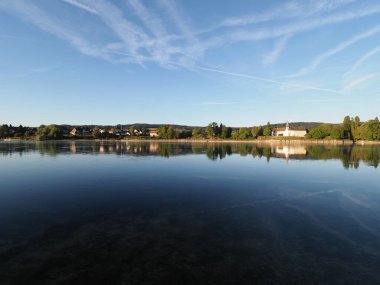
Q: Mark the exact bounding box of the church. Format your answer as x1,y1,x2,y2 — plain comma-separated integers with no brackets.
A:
272,122,307,137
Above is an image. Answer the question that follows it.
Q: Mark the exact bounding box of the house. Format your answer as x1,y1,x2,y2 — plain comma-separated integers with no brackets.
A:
70,128,78,136
70,127,91,136
148,128,159,137
272,122,307,137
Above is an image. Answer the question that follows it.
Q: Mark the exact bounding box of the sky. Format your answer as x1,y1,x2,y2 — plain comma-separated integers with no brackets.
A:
0,0,379,127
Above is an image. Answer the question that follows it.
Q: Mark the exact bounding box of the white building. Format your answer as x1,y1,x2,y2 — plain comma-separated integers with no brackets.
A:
70,128,78,136
272,122,307,137
148,128,159,137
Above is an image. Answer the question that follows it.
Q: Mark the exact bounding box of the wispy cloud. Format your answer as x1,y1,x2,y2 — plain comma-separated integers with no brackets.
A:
31,65,60,73
343,45,380,77
0,0,106,59
1,0,379,91
196,66,341,94
219,4,380,44
288,25,380,78
206,0,358,32
199,101,240,106
301,98,349,103
262,35,291,66
62,0,99,15
0,33,37,41
343,73,378,91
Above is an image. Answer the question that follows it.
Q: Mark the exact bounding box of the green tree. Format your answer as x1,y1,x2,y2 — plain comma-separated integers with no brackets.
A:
129,125,135,137
0,124,10,138
309,128,328,139
238,127,250,139
330,128,344,139
231,130,239,140
358,118,380,140
36,125,62,140
192,128,205,138
319,123,333,136
167,126,175,139
251,126,263,138
158,125,168,138
263,122,272,137
158,125,176,139
206,122,218,139
92,127,101,139
351,116,361,141
342,115,352,139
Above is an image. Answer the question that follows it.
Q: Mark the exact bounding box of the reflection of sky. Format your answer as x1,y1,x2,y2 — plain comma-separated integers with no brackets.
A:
1,142,380,283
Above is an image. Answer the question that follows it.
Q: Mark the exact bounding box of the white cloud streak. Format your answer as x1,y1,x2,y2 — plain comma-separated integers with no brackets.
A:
210,0,358,32
0,0,379,94
222,4,380,44
288,25,380,78
197,102,241,106
344,45,380,77
262,35,291,66
0,0,105,59
343,73,378,91
62,0,99,15
196,66,341,94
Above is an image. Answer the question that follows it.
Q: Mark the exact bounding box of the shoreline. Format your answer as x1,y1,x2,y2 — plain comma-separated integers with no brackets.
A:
1,138,380,145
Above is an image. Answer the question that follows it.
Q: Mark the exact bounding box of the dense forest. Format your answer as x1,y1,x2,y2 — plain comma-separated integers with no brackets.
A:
0,116,379,141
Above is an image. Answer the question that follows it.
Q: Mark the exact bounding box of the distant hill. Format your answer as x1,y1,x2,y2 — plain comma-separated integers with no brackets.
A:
59,122,327,131
58,124,200,131
269,122,325,130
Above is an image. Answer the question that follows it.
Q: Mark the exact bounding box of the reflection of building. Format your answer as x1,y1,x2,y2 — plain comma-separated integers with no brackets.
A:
272,122,307,137
70,142,77,153
149,143,159,152
273,145,307,159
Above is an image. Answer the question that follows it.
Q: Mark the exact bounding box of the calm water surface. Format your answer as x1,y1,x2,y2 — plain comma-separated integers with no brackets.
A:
1,141,380,285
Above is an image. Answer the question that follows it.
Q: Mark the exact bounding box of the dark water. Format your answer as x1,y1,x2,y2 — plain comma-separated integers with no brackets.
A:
1,141,380,285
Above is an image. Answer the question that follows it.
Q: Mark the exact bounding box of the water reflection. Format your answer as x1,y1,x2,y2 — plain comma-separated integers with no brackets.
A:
0,141,379,169
1,141,380,284
273,145,307,159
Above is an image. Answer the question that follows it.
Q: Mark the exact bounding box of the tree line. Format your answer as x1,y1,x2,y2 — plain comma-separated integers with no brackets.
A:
1,117,379,141
0,124,35,139
191,122,272,140
306,116,380,141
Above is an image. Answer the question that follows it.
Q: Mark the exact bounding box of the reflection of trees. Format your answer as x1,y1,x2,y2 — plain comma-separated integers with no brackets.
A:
237,144,249,156
36,142,59,157
158,143,173,158
262,148,271,161
0,141,379,169
306,145,379,169
350,146,379,168
205,144,232,160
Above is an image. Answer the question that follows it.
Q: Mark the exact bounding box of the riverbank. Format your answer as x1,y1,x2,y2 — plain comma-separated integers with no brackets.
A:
2,138,380,145
119,138,355,145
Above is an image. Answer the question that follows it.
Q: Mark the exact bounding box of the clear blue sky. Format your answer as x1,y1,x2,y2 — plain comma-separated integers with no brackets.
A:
0,0,379,127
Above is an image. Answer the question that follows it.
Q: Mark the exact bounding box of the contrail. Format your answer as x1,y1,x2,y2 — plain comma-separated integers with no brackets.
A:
196,66,341,94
